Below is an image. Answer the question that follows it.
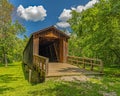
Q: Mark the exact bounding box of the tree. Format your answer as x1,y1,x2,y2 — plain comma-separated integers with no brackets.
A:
69,0,120,66
0,0,25,67
12,35,29,62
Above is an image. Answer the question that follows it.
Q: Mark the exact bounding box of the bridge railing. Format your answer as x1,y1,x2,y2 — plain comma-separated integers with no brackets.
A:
33,54,49,82
67,56,103,73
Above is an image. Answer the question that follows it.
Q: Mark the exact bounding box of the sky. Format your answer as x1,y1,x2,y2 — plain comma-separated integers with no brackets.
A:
8,0,99,37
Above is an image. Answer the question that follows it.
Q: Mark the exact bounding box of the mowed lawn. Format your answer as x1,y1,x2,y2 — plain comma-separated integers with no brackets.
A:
0,62,120,96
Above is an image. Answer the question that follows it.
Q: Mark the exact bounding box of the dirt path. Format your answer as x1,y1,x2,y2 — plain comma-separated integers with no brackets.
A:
59,75,89,82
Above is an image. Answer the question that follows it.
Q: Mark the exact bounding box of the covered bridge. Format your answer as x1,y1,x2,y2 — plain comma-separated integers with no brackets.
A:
23,26,103,83
23,26,69,64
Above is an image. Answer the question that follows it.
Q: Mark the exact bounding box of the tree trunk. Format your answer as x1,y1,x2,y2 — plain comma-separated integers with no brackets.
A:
4,53,8,67
3,47,8,67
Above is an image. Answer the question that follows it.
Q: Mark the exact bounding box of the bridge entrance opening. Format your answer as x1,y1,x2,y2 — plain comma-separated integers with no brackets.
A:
32,26,70,63
39,38,60,62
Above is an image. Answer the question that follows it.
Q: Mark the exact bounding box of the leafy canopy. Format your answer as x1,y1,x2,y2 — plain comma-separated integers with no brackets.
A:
68,0,120,66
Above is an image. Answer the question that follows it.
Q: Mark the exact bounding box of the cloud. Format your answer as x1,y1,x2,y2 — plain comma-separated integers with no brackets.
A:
71,6,84,13
17,5,47,22
76,5,84,12
72,0,99,12
84,0,99,10
56,9,72,28
56,22,70,28
58,9,72,21
56,0,99,28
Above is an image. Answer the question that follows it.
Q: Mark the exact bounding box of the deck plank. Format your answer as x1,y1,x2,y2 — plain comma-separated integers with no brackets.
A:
46,63,102,77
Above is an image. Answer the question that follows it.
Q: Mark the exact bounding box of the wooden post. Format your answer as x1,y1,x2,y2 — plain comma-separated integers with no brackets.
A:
59,39,63,62
63,38,68,63
29,69,32,82
45,58,49,75
77,58,78,65
100,60,103,73
83,58,85,69
90,60,93,71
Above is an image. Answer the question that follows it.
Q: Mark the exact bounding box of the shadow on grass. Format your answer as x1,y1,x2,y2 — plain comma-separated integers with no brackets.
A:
0,86,14,94
21,63,29,81
28,81,104,96
0,74,20,83
21,63,45,85
0,63,17,67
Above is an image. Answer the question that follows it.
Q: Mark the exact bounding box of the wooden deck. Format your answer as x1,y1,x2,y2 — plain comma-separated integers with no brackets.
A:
46,63,102,77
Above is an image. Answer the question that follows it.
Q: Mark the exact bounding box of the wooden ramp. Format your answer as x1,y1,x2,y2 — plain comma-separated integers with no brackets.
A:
46,63,101,77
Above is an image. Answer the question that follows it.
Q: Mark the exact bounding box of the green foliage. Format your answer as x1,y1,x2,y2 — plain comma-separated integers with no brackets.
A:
0,0,26,64
8,36,29,62
0,62,120,96
69,0,120,66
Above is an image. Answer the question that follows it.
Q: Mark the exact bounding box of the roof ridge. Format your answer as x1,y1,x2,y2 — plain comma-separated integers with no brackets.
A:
32,26,70,38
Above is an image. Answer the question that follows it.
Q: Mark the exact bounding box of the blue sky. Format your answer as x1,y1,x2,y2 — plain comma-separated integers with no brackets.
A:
8,0,98,37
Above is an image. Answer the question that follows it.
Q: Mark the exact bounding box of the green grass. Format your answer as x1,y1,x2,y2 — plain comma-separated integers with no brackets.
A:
0,62,120,96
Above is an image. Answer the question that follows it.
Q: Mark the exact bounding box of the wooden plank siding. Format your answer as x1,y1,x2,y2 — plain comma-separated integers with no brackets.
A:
23,36,33,68
63,38,68,63
33,37,39,55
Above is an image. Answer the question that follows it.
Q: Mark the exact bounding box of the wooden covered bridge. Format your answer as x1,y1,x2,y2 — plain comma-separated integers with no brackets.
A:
23,26,103,83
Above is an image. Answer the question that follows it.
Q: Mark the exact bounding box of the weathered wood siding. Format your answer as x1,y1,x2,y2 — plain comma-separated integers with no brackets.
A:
33,37,39,55
59,38,63,62
63,38,68,63
23,36,33,67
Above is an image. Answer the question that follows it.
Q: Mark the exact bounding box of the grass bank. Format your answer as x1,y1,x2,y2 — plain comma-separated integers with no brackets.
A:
0,62,120,96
